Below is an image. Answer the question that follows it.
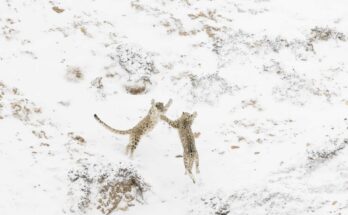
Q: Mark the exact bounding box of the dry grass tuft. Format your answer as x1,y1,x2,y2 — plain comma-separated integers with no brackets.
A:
68,132,86,145
65,66,84,82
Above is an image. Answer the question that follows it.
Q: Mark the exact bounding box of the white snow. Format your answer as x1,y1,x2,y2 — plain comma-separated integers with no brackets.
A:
1,0,348,214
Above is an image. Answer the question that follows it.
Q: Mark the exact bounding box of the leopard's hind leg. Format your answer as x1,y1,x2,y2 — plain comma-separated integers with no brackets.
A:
184,154,196,183
126,133,141,158
194,152,200,174
183,154,189,175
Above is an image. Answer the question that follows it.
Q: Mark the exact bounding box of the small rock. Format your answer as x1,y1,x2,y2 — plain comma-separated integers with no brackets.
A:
52,6,64,13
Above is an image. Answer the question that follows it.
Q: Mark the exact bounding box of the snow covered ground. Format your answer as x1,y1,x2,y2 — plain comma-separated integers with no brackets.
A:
1,0,348,214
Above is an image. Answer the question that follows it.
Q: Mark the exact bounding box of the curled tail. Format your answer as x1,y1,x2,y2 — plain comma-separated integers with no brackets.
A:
94,114,131,135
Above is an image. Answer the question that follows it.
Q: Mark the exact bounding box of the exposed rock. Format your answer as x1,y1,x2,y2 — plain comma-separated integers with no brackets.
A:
68,162,150,214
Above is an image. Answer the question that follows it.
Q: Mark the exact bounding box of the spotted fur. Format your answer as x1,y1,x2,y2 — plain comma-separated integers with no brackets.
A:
160,111,200,183
94,99,172,157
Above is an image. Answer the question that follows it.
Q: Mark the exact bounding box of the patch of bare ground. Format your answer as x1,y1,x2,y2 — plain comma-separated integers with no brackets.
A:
68,132,86,145
0,82,42,123
68,162,150,214
125,85,146,95
65,66,84,82
171,72,238,104
309,26,346,42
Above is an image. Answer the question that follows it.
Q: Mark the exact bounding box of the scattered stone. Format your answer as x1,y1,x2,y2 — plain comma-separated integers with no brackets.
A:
231,145,240,149
91,77,104,89
32,130,48,139
52,6,64,13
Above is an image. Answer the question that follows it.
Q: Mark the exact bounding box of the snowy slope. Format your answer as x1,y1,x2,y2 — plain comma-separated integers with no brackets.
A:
1,0,348,214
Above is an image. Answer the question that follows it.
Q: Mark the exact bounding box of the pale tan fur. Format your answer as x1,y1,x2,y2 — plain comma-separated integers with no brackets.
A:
94,99,172,157
160,111,200,183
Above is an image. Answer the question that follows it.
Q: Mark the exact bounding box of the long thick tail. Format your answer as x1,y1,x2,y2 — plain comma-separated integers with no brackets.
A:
94,114,131,135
